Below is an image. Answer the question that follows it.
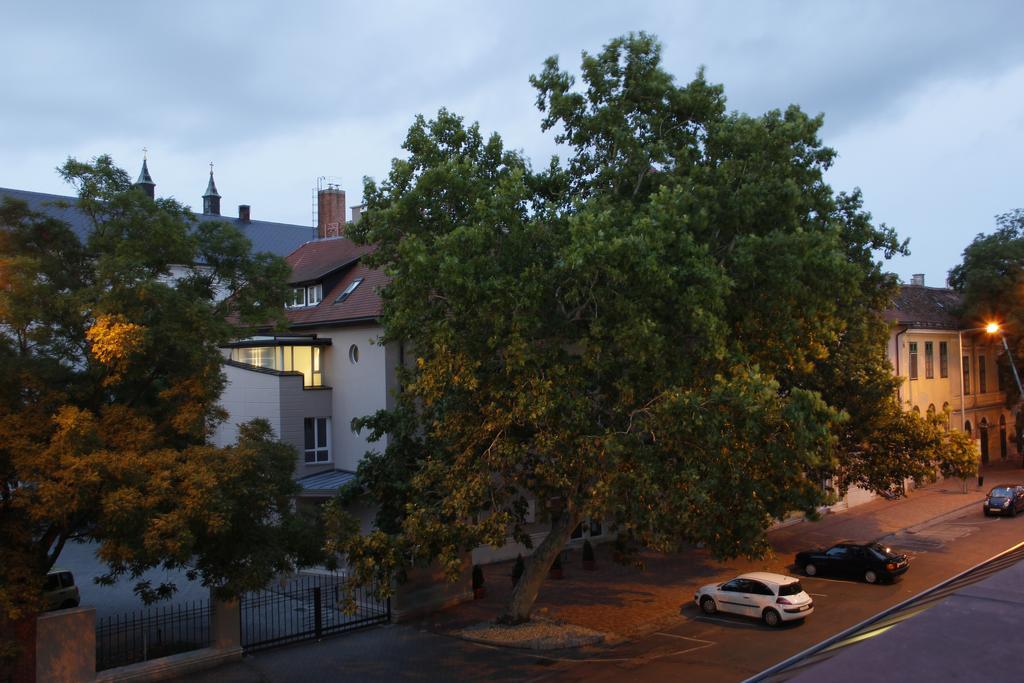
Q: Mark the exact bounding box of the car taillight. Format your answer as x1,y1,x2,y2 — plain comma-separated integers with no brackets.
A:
776,597,794,605
886,563,897,571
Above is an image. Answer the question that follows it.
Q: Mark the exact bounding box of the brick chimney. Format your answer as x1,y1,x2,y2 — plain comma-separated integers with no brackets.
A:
318,186,346,238
238,204,250,222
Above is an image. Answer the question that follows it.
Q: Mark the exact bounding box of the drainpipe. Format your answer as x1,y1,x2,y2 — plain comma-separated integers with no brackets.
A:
894,327,908,405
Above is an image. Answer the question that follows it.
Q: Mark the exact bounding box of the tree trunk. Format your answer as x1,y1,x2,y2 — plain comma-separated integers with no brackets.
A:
497,506,579,624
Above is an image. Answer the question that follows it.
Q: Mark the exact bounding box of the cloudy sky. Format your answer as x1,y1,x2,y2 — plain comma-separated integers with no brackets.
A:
3,1,1022,284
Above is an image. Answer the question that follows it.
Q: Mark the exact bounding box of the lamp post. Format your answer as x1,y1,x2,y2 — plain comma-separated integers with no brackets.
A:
960,323,1024,477
958,323,1014,486
986,323,1024,467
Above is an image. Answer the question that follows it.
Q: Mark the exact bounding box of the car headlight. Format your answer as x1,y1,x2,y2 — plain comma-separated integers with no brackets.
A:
1004,500,1012,507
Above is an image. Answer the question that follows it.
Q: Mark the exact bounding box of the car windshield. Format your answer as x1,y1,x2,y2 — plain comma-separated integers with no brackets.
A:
777,581,804,596
990,487,1014,497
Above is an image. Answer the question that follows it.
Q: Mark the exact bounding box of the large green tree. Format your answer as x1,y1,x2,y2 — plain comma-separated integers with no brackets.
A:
0,156,319,668
949,209,1024,408
329,33,958,623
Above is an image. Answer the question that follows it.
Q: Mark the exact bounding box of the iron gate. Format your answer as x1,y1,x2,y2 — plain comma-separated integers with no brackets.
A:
240,572,389,652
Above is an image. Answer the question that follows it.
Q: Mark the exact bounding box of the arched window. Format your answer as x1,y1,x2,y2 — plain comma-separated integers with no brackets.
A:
980,418,990,464
927,404,936,417
965,420,972,437
912,405,921,415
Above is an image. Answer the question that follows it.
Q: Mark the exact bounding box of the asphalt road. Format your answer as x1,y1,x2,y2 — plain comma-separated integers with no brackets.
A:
187,500,1024,683
540,505,1024,683
55,541,207,620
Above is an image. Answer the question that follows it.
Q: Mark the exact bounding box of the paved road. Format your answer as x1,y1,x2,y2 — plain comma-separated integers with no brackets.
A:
545,504,1024,682
56,541,206,620
185,498,1024,683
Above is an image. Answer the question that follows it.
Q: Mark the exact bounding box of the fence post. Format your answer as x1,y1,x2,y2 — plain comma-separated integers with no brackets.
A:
313,587,323,639
210,594,242,652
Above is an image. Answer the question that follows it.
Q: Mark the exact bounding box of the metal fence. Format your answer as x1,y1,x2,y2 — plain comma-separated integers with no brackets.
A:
95,599,211,672
240,572,390,652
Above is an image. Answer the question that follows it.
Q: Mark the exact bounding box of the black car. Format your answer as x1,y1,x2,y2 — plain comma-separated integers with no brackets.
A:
983,484,1024,517
795,541,909,584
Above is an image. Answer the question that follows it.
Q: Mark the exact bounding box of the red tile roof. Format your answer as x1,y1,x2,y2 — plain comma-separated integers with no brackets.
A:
286,237,374,284
284,239,387,327
882,285,963,329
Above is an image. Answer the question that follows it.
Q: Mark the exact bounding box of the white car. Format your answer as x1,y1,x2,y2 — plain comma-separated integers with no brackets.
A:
694,572,813,627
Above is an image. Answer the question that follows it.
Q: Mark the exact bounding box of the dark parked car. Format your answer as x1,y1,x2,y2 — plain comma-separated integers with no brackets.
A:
795,542,909,584
983,484,1024,517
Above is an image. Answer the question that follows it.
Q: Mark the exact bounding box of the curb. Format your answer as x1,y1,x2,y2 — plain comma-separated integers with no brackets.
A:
900,496,986,535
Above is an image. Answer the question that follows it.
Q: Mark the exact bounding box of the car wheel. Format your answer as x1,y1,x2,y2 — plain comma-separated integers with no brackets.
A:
700,596,718,615
803,563,817,577
1011,505,1017,518
762,608,782,627
864,569,879,584
984,509,992,517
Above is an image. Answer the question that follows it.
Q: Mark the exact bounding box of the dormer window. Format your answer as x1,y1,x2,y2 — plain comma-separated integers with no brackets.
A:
336,277,363,303
289,283,323,308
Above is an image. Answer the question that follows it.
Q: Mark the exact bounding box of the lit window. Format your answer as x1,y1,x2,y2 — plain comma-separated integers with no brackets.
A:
304,417,330,463
336,277,364,303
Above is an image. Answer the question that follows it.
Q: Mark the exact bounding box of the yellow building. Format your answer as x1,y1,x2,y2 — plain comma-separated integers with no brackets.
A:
884,280,1017,463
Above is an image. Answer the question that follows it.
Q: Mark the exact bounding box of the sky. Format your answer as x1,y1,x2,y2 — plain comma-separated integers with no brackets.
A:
2,0,1022,285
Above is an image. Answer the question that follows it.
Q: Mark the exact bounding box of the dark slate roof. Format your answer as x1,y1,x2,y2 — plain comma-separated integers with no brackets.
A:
295,469,357,495
203,171,220,198
136,159,155,186
0,187,314,258
882,285,963,329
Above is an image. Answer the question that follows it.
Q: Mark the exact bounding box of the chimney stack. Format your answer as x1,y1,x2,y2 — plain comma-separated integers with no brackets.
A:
910,274,925,286
317,185,346,239
351,203,366,224
238,205,250,222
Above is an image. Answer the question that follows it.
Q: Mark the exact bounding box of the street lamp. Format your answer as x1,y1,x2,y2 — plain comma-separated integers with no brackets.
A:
958,323,1024,476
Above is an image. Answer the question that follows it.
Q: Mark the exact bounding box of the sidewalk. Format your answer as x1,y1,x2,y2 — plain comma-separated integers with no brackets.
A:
428,460,1024,640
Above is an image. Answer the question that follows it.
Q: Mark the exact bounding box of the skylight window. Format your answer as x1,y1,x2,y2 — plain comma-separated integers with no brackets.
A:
336,277,364,303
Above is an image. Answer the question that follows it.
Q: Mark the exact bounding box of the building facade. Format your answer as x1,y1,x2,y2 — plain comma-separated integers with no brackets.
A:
884,280,1017,464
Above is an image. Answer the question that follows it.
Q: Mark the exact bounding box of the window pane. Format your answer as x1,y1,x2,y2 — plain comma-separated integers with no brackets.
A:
293,346,313,386
979,355,987,393
925,342,934,379
939,342,948,378
317,417,327,447
304,418,314,450
964,356,971,394
909,342,918,380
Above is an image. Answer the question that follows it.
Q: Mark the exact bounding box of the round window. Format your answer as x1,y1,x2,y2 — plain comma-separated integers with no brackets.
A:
349,344,359,364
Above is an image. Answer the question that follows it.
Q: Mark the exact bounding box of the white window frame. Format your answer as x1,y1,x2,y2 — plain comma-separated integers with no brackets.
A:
306,283,323,305
303,417,331,463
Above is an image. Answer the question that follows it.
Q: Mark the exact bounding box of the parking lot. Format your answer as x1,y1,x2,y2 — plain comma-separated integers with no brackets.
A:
545,505,1024,683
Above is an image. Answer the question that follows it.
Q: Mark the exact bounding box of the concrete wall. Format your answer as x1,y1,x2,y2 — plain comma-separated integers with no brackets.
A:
212,363,285,447
36,607,95,683
319,324,391,473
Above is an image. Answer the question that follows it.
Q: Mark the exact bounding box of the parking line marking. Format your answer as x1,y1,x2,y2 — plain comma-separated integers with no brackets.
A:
693,615,764,629
653,632,715,644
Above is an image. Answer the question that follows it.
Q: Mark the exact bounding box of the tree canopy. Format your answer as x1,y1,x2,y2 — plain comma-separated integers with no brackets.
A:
0,156,319,665
329,33,961,623
949,209,1024,405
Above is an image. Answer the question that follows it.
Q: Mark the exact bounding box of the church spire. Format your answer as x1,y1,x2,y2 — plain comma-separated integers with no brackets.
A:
202,163,221,216
135,148,155,199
